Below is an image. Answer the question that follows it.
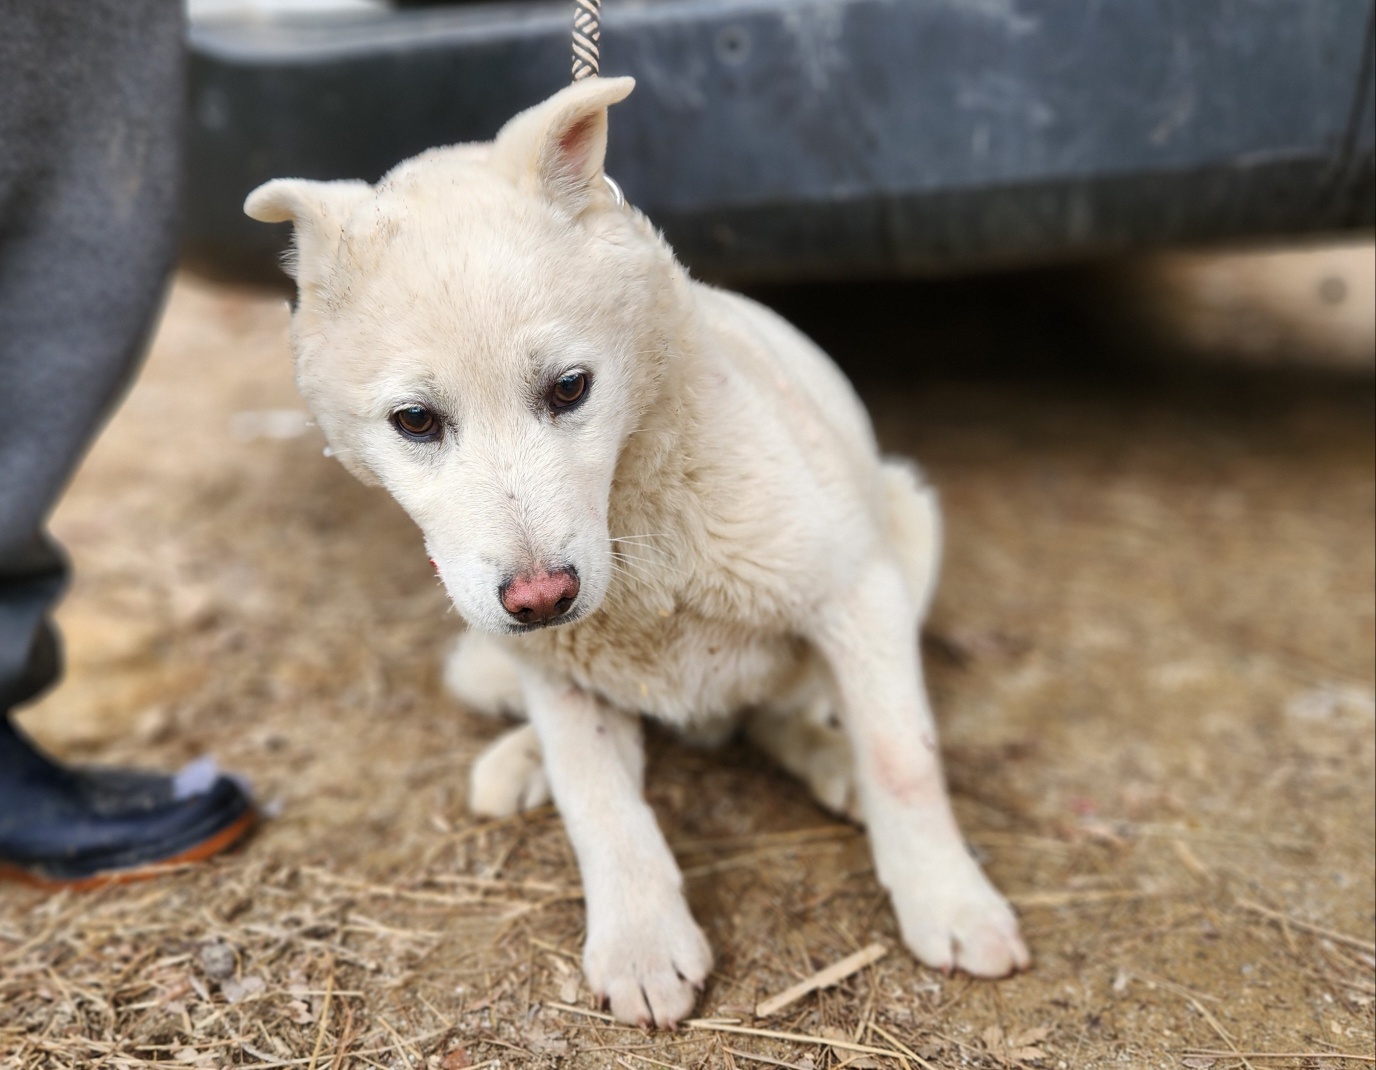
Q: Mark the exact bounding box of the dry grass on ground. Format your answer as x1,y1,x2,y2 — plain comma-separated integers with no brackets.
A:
2,244,1373,1069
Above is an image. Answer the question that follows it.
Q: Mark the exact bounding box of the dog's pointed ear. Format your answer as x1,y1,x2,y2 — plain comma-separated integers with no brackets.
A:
492,76,635,214
244,178,372,281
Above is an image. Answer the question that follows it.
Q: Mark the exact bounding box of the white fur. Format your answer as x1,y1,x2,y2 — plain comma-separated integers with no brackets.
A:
247,76,1029,1027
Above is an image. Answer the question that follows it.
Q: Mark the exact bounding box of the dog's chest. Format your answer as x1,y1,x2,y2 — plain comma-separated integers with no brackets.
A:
531,610,809,726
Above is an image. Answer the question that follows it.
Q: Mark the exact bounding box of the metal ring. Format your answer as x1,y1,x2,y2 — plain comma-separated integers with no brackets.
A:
603,173,626,207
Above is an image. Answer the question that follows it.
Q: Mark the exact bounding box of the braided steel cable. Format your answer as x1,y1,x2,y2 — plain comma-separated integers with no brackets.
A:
572,0,601,80
571,0,625,206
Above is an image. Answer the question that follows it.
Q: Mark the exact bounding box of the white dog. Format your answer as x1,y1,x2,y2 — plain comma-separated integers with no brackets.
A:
246,76,1029,1027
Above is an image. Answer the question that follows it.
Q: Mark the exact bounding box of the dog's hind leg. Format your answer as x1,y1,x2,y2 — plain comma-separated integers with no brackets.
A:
468,723,550,817
745,666,863,824
445,630,525,718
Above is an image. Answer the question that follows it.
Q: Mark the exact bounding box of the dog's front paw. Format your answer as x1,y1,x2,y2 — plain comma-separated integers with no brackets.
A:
891,852,1030,978
468,724,550,817
584,900,712,1027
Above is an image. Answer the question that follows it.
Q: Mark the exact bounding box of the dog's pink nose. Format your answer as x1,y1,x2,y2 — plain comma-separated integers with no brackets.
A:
500,567,580,625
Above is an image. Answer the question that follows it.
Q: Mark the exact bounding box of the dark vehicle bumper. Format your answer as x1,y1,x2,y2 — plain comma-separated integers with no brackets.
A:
186,0,1376,283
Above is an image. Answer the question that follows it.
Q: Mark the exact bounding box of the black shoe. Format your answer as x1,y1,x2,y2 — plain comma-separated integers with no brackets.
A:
0,716,256,887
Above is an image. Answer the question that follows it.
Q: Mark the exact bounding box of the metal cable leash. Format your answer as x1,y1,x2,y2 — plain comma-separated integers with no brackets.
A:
571,0,625,207
572,0,601,80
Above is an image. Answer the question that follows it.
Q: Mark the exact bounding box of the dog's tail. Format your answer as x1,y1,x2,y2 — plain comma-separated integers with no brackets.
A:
881,459,943,622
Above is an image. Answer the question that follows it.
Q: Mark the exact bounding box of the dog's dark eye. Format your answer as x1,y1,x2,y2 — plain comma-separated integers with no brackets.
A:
549,371,589,412
392,405,442,442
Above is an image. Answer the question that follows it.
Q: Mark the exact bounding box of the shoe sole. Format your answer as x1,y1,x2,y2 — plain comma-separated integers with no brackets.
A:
0,809,257,891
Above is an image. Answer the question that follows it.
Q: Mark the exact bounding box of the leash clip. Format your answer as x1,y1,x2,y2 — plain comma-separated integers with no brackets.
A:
603,174,626,208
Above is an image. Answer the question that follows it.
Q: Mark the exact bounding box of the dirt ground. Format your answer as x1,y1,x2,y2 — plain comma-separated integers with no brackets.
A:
1,241,1373,1070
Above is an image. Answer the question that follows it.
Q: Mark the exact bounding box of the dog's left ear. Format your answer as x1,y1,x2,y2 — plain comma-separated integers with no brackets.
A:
492,75,635,215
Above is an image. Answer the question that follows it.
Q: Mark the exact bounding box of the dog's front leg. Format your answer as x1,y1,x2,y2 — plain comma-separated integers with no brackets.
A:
816,558,1030,978
522,672,711,1027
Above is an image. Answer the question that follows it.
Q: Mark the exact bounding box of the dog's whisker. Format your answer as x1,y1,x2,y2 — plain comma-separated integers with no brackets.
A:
606,561,655,592
606,548,680,582
610,557,690,586
607,551,657,577
613,539,671,555
610,549,689,580
608,548,667,569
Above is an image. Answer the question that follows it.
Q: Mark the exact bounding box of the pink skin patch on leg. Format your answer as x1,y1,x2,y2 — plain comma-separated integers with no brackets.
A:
871,738,940,807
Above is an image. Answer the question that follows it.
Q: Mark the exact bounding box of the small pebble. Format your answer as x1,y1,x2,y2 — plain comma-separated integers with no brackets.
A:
199,941,236,981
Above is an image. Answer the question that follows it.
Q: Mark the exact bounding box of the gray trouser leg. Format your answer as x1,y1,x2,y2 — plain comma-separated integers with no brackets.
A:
0,0,185,712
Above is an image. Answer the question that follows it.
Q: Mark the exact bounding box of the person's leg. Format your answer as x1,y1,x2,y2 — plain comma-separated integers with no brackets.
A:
0,0,254,885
